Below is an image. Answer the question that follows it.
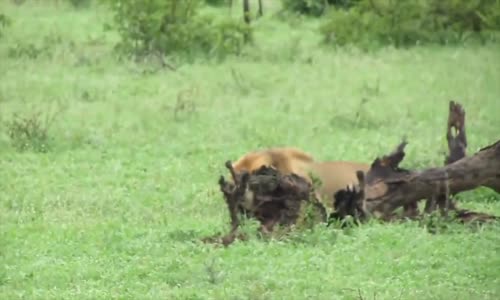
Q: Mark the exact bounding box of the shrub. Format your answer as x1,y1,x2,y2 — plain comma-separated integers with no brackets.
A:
67,0,92,8
204,0,227,6
103,0,251,61
427,0,500,32
281,0,327,16
0,14,11,38
7,34,64,60
8,42,51,59
281,0,361,16
5,111,57,153
320,0,500,49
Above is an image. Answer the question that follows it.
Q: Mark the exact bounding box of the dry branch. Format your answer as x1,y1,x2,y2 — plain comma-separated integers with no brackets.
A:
446,100,499,194
424,100,468,214
445,100,467,165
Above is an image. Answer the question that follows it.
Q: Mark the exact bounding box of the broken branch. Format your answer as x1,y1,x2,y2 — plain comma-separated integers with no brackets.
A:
445,100,467,165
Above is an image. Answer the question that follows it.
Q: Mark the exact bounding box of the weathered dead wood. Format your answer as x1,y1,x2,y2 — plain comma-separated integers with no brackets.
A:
424,100,468,214
442,100,500,194
445,100,467,165
357,139,500,221
424,100,500,215
330,180,367,222
330,100,499,224
331,139,500,224
453,209,499,224
206,161,326,246
330,139,414,222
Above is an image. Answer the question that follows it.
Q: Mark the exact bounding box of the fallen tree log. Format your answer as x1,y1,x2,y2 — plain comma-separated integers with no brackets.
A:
332,139,500,222
331,100,499,223
368,139,499,217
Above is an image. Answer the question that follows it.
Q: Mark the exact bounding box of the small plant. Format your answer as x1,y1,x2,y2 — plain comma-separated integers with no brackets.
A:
5,107,63,153
229,67,251,95
204,258,224,284
173,87,198,121
419,211,454,234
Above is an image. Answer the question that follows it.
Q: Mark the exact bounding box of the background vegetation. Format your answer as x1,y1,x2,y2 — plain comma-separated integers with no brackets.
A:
1,0,499,299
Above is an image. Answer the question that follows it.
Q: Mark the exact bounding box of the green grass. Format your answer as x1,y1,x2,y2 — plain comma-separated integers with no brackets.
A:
1,1,500,299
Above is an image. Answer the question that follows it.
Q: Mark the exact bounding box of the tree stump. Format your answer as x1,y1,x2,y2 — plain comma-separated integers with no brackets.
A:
210,162,327,246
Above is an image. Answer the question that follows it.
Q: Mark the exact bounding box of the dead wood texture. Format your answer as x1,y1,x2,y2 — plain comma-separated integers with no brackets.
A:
212,161,326,245
332,139,500,223
425,100,500,214
445,100,467,165
424,100,468,214
362,139,500,219
331,100,499,223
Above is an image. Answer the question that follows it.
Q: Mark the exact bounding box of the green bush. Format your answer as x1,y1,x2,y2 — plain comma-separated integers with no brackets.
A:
281,0,327,16
68,0,92,8
0,13,11,38
204,0,227,6
427,0,500,32
320,0,500,49
281,0,360,16
102,0,251,61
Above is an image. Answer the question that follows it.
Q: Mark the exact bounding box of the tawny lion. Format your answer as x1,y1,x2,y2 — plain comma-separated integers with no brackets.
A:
230,147,369,209
230,147,419,217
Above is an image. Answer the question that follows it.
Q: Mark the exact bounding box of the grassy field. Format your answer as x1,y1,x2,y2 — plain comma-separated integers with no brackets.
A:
1,1,500,299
